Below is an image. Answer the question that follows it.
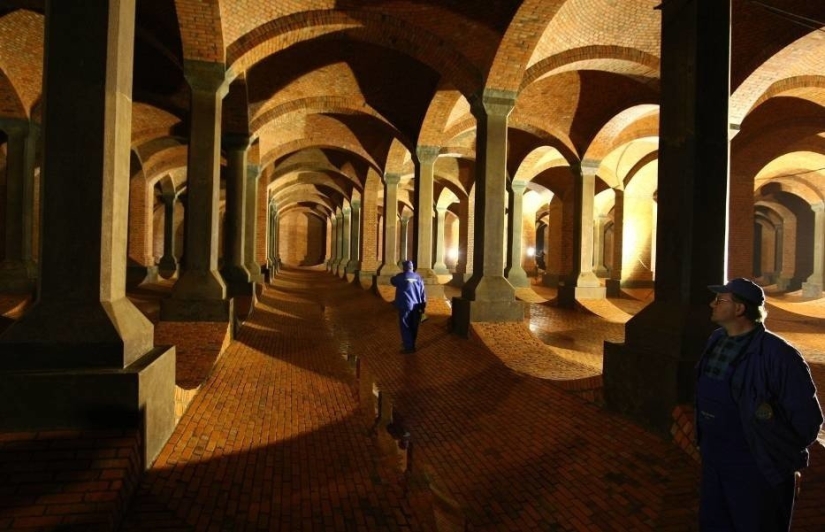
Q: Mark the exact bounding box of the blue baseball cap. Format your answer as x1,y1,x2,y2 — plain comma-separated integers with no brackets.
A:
708,278,765,305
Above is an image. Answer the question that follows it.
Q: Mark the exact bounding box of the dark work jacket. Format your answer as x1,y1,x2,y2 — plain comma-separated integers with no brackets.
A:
390,270,426,311
695,324,824,486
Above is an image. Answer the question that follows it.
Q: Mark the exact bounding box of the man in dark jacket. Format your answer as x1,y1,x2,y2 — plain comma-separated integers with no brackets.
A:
390,260,427,354
696,278,823,531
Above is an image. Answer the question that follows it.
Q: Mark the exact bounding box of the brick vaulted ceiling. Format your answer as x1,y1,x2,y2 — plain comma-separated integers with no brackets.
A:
0,0,824,218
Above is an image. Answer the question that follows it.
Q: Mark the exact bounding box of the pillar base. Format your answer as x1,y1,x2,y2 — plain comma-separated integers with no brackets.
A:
606,279,622,298
126,264,158,289
557,284,606,307
506,270,530,288
802,282,822,298
775,276,794,291
0,262,35,294
450,297,525,338
160,297,233,322
603,300,713,432
448,272,471,287
0,345,176,466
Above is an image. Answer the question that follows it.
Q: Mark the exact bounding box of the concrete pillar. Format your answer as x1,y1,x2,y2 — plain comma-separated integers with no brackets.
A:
0,120,35,292
414,146,438,280
505,180,529,287
266,200,278,276
272,208,281,273
377,173,401,282
452,90,523,335
244,164,263,283
594,214,609,278
337,207,350,277
450,193,472,286
327,212,338,271
802,203,824,297
346,199,361,274
161,60,230,322
0,0,174,465
606,188,625,297
158,191,179,277
221,135,252,294
604,0,732,430
558,162,605,305
399,216,410,262
433,206,449,274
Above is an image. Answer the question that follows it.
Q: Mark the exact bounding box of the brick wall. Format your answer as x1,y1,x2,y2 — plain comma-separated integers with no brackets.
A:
280,210,326,266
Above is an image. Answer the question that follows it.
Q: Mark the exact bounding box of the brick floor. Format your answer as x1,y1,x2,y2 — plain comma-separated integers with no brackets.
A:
2,269,824,530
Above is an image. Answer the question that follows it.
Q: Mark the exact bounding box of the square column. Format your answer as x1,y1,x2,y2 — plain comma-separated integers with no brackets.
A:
603,0,732,430
452,90,524,336
346,200,362,274
221,134,253,296
802,203,824,297
161,61,231,322
244,164,263,283
0,0,175,466
505,180,529,287
558,162,605,306
0,120,36,293
376,173,402,283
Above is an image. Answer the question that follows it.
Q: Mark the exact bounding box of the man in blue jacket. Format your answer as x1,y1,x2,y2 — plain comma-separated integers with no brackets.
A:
390,260,427,354
696,278,823,531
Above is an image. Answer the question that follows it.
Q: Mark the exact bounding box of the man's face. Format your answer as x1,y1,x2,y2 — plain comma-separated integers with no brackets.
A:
710,293,741,325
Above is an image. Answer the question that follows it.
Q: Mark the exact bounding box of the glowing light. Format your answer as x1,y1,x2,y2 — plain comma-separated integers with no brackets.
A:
526,247,535,257
447,248,459,261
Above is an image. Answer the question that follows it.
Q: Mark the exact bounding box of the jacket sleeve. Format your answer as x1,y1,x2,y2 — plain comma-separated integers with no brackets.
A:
772,340,824,448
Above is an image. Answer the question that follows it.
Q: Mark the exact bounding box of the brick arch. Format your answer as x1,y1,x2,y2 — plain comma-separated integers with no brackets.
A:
131,103,184,147
754,199,797,280
583,104,659,162
509,123,578,164
418,86,467,147
262,139,379,179
226,10,481,98
520,46,660,92
385,139,411,176
758,175,823,206
485,0,567,91
747,75,825,117
513,146,570,184
141,144,189,184
0,70,26,120
732,125,825,185
731,31,825,125
174,0,225,62
250,96,402,142
270,166,361,200
0,10,43,118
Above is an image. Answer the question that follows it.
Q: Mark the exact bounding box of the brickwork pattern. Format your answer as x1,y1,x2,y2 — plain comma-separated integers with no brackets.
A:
0,430,142,531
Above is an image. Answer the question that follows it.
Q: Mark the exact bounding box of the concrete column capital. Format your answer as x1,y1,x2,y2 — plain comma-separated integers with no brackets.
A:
247,164,261,181
383,172,401,186
222,133,251,152
0,118,29,138
415,146,440,166
509,180,527,194
812,202,825,213
436,205,448,215
184,60,229,97
571,160,600,179
470,88,517,120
